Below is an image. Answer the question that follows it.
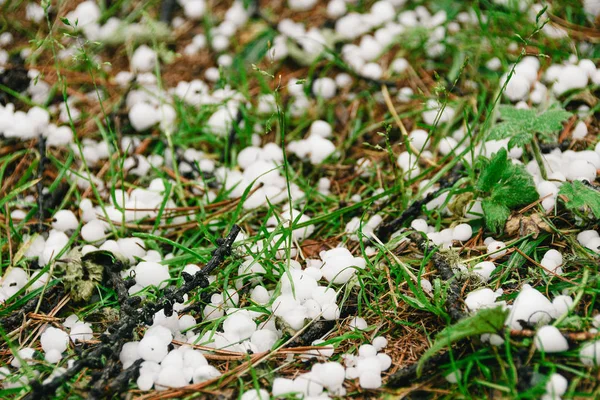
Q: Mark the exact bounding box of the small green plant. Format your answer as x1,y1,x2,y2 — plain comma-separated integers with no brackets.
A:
489,105,572,149
476,148,538,234
559,181,600,219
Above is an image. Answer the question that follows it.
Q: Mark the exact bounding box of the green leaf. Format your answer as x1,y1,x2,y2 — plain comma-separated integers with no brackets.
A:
534,109,572,135
558,181,600,219
476,148,509,193
417,306,509,376
482,199,510,234
488,105,571,149
498,105,536,122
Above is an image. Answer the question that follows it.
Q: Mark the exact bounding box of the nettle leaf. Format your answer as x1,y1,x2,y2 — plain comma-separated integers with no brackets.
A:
482,199,510,234
498,105,537,123
417,306,508,376
489,105,571,149
476,148,509,193
476,148,537,233
559,181,600,219
534,109,573,135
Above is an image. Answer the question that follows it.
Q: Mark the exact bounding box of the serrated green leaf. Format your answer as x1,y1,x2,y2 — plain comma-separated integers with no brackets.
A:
488,105,571,149
558,181,600,219
507,131,534,149
489,121,525,141
476,148,509,193
498,105,536,122
417,306,508,376
482,199,511,234
534,109,572,135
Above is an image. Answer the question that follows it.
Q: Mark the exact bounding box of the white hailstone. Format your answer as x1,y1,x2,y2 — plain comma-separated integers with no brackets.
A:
359,370,382,389
336,72,353,88
241,389,270,400
223,312,256,340
294,372,324,396
411,218,428,233
537,181,559,199
552,295,573,318
571,121,587,140
553,65,588,96
372,337,389,353
311,362,345,390
288,0,317,11
501,73,530,102
487,240,507,259
580,341,600,366
40,327,69,353
0,32,13,46
250,285,270,304
408,129,430,150
359,35,383,61
322,303,341,321
310,120,332,138
70,323,93,342
371,1,396,24
205,67,220,82
438,137,459,156
26,3,45,22
156,365,189,389
52,210,79,232
313,77,336,99
257,94,276,115
327,0,347,18
207,106,235,136
63,314,82,329
45,349,63,364
464,288,502,312
391,57,409,74
472,261,495,282
131,45,157,73
250,329,278,353
534,326,569,353
506,285,555,330
358,344,378,358
178,315,196,333
129,102,159,132
336,13,364,40
28,272,49,292
546,373,568,397
80,220,107,243
567,159,597,182
320,247,366,284
183,349,208,368
1,267,28,298
134,262,170,289
361,63,383,80
192,365,221,383
273,378,297,396
117,237,146,263
211,34,230,51
120,341,141,368
349,317,368,330
485,57,501,71
445,370,462,384
397,151,420,179
137,373,154,391
183,0,206,19
586,238,600,254
420,278,433,295
138,336,169,363
452,224,473,241
577,230,598,246
11,347,36,368
377,353,392,371
47,125,73,147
